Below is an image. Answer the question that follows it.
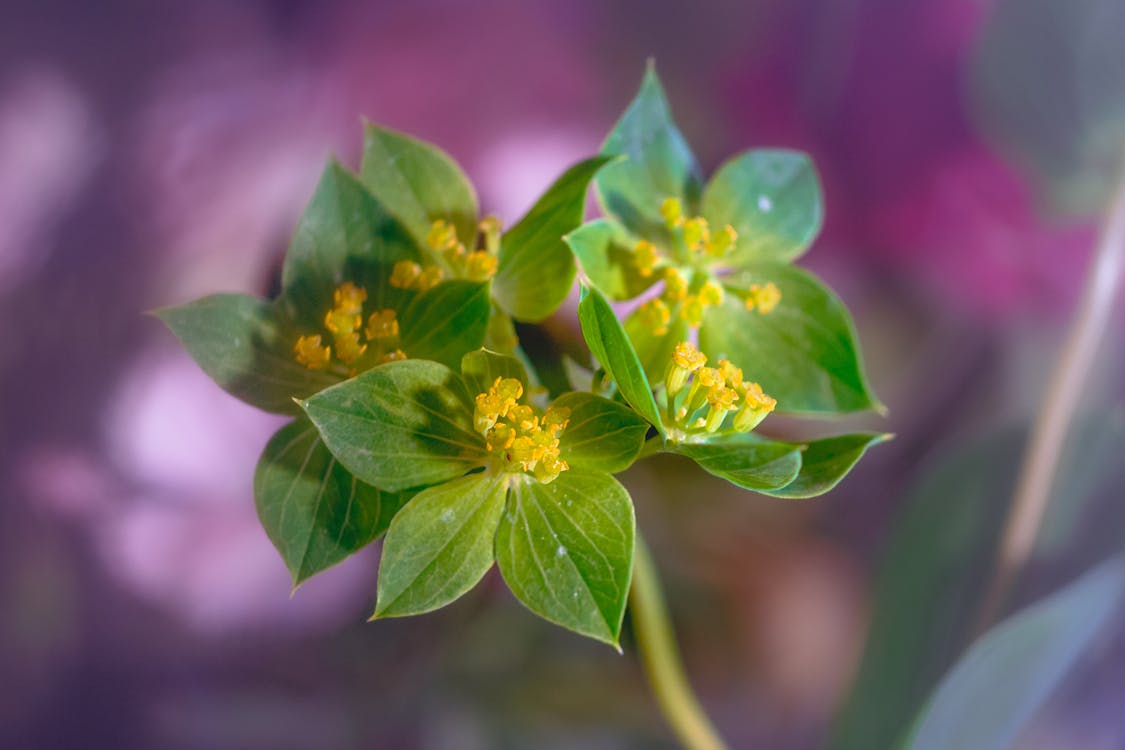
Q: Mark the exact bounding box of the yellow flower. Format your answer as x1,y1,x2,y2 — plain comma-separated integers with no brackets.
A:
745,282,782,314
465,251,498,281
416,265,445,291
294,335,331,370
365,309,399,340
732,381,777,432
665,341,706,397
662,267,688,302
660,197,684,228
390,260,422,290
634,240,660,277
638,298,672,335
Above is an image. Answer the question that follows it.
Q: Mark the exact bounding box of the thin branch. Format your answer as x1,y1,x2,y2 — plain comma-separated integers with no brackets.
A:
976,166,1125,633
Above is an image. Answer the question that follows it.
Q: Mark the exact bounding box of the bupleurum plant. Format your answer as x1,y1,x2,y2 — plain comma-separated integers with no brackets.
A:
158,62,887,748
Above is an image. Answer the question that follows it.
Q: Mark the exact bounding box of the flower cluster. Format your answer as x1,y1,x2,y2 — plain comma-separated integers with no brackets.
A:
663,341,776,436
473,377,572,484
389,217,501,292
629,198,782,335
293,282,406,374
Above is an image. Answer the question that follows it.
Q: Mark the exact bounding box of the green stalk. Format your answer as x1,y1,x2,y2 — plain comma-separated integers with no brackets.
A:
630,535,728,750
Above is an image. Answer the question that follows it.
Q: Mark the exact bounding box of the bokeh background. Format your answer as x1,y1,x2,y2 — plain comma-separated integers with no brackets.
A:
3,1,1124,748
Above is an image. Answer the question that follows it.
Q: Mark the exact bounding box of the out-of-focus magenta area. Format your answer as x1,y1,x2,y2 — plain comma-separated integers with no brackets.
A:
2,1,1122,748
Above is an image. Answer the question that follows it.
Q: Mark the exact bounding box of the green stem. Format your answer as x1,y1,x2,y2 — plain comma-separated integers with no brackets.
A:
630,535,728,750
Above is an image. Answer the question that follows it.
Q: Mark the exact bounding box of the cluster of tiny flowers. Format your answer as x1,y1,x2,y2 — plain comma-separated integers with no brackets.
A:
293,282,406,374
391,217,501,292
473,377,571,484
631,198,780,334
663,342,776,434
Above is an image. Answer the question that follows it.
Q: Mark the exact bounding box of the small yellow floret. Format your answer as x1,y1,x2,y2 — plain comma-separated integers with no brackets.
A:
380,349,408,364
699,280,724,306
365,309,399,340
465,250,498,281
334,331,367,365
474,377,570,484
660,197,684,228
390,260,422,289
662,267,688,302
666,341,707,397
294,335,331,370
681,295,705,328
332,282,367,315
745,282,782,314
634,240,660,277
706,225,738,257
717,359,743,389
638,298,672,335
426,219,459,251
682,217,710,252
732,381,777,432
416,265,445,291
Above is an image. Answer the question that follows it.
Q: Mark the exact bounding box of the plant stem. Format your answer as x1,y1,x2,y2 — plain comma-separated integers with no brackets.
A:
975,165,1125,633
630,535,728,750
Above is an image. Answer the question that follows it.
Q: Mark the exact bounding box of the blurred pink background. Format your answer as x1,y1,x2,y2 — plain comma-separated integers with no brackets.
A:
2,1,1121,748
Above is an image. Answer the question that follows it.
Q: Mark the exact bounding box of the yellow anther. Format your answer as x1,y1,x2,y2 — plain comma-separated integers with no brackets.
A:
682,217,710,252
332,282,367,315
681,295,705,328
508,404,539,433
486,422,516,452
732,382,777,432
660,197,684,229
662,267,688,302
699,280,724,306
665,341,707,397
390,260,422,290
494,377,524,403
685,366,721,414
324,308,361,335
534,452,569,484
745,282,782,314
465,250,498,281
334,331,367,365
634,240,660,277
365,309,399,340
426,219,460,251
706,224,738,257
508,435,539,467
638,298,672,335
542,406,571,433
294,335,331,370
379,349,407,364
704,385,739,432
416,265,444,291
717,359,743,389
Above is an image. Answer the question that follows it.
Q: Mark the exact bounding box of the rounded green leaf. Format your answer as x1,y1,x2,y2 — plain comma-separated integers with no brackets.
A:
577,285,663,431
359,122,479,250
760,433,891,499
281,161,422,329
700,263,881,415
596,63,704,244
255,419,412,586
566,219,660,302
701,149,824,264
301,359,486,492
494,156,613,322
399,280,491,369
553,392,650,474
374,472,508,618
461,348,530,397
496,470,635,647
901,558,1125,750
156,294,338,415
674,435,803,492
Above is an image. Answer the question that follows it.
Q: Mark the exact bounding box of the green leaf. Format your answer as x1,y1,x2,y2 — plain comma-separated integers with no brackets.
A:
496,470,635,647
700,263,880,415
674,434,803,492
596,63,703,244
301,359,486,492
254,419,412,586
461,348,530,397
701,149,824,264
398,280,491,368
281,161,421,329
493,156,613,322
623,305,691,384
566,219,660,302
156,294,337,415
576,285,663,431
900,557,1125,750
374,472,508,618
760,433,891,499
359,122,479,249
553,392,650,474
829,430,1024,750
